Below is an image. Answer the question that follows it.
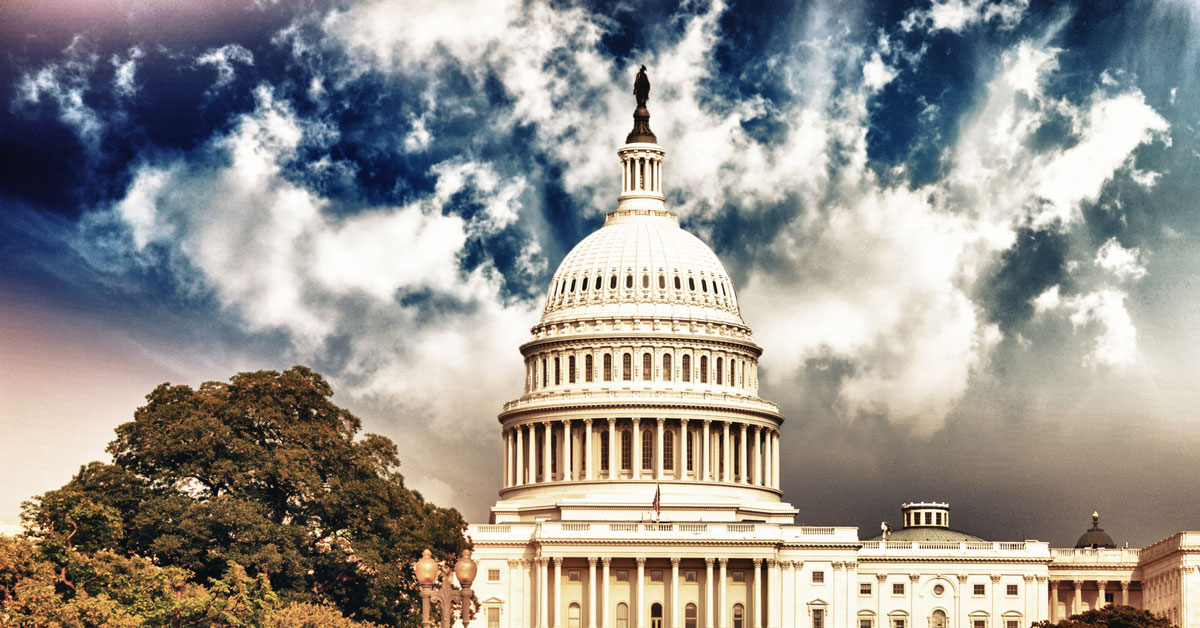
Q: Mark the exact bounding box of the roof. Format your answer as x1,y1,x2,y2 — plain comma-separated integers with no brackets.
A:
867,526,986,543
1075,512,1116,548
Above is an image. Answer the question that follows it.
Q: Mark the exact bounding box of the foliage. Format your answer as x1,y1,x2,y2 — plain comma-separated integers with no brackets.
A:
20,366,468,627
1033,605,1178,628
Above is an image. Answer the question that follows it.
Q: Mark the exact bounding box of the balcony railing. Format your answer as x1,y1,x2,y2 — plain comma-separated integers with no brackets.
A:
469,522,859,543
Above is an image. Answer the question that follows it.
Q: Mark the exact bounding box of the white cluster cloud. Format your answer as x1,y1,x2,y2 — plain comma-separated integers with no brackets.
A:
196,44,255,93
111,46,144,98
14,36,104,150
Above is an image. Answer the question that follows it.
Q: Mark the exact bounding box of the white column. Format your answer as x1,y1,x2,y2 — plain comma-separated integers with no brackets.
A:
758,427,766,486
1074,580,1082,616
638,558,647,628
721,422,731,482
706,558,716,628
1051,580,1059,622
751,426,760,485
672,558,681,628
543,422,553,482
563,419,573,481
656,418,665,480
769,559,781,628
608,418,617,479
515,426,524,487
585,419,594,480
555,558,563,628
632,418,642,479
1121,580,1130,607
740,424,749,484
503,429,510,488
719,559,728,628
590,558,598,628
702,420,712,482
753,559,763,628
540,559,549,628
1097,580,1107,609
772,431,780,489
603,558,612,628
679,419,688,479
529,424,538,483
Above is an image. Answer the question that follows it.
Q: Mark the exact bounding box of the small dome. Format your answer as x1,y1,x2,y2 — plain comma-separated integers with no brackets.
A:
539,211,744,327
1075,512,1116,549
868,500,986,542
868,526,986,543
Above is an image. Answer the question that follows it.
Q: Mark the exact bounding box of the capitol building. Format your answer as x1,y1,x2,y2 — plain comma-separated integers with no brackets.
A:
466,73,1200,628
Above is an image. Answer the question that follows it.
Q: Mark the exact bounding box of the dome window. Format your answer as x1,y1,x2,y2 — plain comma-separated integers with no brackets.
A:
716,357,723,385
642,353,652,381
642,274,649,289
674,276,681,290
688,277,696,291
701,279,708,293
700,356,708,383
622,353,632,381
581,277,589,291
626,274,633,289
663,354,672,381
610,275,617,290
569,279,576,292
681,355,691,382
658,274,666,289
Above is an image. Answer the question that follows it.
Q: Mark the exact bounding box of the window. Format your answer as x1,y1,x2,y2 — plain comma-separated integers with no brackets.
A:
659,274,666,289
663,354,672,381
650,570,664,582
541,358,547,387
616,570,629,583
1007,584,1018,596
732,432,740,477
643,352,652,381
610,275,617,290
568,570,581,582
731,571,745,583
554,357,560,385
937,512,944,525
685,603,698,628
893,619,906,628
643,274,650,289
623,353,632,381
569,603,581,628
488,607,500,628
626,274,633,289
813,608,825,628
700,356,708,383
585,355,594,382
684,570,698,583
617,602,629,628
861,582,873,595
686,430,694,472
621,431,632,470
733,604,745,628
1006,622,1019,628
974,584,986,596
675,276,681,290
702,278,708,292
651,603,664,628
582,277,589,291
933,584,945,596
551,431,558,473
689,277,696,291
925,512,932,525
682,355,691,382
716,357,723,385
600,431,610,471
973,620,987,628
488,569,500,582
893,583,905,595
569,279,575,292
604,354,612,381
642,428,653,470
664,430,674,470
568,356,576,383
813,571,825,583
861,620,874,628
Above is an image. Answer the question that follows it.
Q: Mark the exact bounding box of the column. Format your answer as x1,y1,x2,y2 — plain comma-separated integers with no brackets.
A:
1121,581,1130,607
957,574,968,628
772,431,780,489
1074,581,1082,616
555,558,563,628
543,422,552,482
991,576,1001,625
656,418,665,480
1036,576,1047,623
768,559,781,628
590,558,598,628
540,559,550,628
633,418,642,479
1097,581,1107,609
1051,581,1059,622
608,419,617,479
638,558,647,628
679,419,688,479
672,558,681,628
755,426,763,485
760,428,769,488
563,419,573,481
1023,576,1034,624
876,574,887,623
706,559,716,628
753,559,763,628
529,424,538,483
603,558,612,628
503,429,510,488
722,422,731,483
719,559,729,628
702,420,712,482
515,426,525,486
585,419,594,480
740,424,749,483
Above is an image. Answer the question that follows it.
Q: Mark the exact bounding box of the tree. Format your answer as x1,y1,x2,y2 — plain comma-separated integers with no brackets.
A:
1033,606,1177,628
22,366,468,627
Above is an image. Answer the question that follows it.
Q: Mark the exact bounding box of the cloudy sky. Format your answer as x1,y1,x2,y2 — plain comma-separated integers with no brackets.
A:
2,0,1198,547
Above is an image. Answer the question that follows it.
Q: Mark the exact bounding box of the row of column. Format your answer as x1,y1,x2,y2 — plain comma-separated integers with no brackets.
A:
525,349,757,394
502,418,782,490
1048,580,1130,621
621,152,663,194
518,556,780,628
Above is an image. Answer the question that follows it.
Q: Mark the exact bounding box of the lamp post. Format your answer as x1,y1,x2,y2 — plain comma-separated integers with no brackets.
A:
414,549,478,628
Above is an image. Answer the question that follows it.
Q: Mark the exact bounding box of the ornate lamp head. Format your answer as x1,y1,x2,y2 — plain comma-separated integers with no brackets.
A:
454,549,478,587
415,549,439,586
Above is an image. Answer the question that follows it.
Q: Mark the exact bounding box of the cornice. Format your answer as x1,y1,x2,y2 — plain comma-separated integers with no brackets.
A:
498,399,783,422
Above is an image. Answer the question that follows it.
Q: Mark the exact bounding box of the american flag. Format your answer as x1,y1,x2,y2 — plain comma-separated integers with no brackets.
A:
652,484,661,520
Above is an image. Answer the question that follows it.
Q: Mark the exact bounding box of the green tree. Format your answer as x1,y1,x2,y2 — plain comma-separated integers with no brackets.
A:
1033,605,1177,628
22,366,468,627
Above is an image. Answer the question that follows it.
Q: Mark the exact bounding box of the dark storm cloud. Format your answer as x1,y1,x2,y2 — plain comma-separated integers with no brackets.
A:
979,226,1070,334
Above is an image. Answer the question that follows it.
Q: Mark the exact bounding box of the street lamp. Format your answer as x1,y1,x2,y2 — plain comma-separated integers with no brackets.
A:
414,549,477,628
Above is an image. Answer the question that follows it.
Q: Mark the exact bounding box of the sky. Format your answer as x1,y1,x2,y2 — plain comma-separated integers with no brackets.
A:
1,0,1198,548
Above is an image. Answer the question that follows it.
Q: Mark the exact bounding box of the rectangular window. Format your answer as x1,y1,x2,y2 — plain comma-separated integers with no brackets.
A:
812,571,825,584
554,357,560,385
604,354,612,381
586,355,593,382
861,620,873,628
860,582,872,595
893,583,905,595
642,430,653,470
685,570,698,583
1105,593,1114,603
600,431,610,471
974,584,986,596
488,607,500,628
893,620,906,628
568,570,581,582
621,431,632,470
813,609,825,628
650,570,663,583
1006,621,1019,628
686,431,694,472
1007,584,1018,596
682,355,691,382
542,358,547,387
731,571,746,583
623,353,632,381
487,569,500,582
616,570,629,582
973,620,986,628
569,356,576,383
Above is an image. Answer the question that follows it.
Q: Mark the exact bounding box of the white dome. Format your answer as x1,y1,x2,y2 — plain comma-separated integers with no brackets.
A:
540,209,745,327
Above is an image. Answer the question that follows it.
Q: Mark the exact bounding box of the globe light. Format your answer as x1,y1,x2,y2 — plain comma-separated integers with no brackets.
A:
414,549,439,586
454,549,477,587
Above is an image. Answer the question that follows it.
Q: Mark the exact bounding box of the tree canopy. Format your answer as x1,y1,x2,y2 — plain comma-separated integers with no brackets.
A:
14,366,468,627
1033,605,1178,628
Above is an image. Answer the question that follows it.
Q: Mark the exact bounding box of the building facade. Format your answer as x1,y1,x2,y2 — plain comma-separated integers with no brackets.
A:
466,76,1200,628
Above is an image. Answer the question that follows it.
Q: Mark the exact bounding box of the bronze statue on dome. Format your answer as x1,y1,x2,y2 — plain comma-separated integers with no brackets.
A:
634,65,650,107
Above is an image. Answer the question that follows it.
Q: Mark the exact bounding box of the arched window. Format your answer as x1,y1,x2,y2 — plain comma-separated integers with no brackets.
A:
674,276,682,290
651,603,664,628
594,275,601,291
621,430,632,470
663,354,672,381
702,278,708,292
664,430,674,470
716,357,723,385
643,353,652,381
610,275,617,290
623,353,632,381
730,359,735,386
682,355,691,382
642,428,653,471
585,355,594,382
551,430,558,474
733,603,745,628
569,603,581,628
659,274,666,289
581,277,589,291
642,274,650,289
542,357,548,387
689,277,696,291
700,356,708,383
604,354,613,381
569,279,575,292
686,430,694,472
554,357,561,386
733,432,740,477
685,603,698,628
568,356,576,384
617,603,629,628
626,274,633,289
600,430,610,471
